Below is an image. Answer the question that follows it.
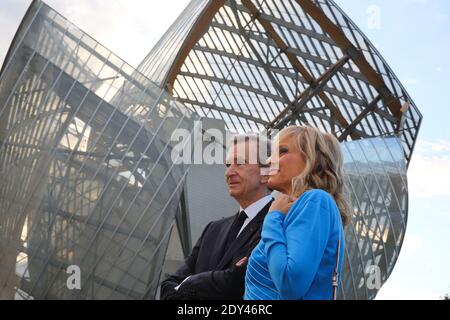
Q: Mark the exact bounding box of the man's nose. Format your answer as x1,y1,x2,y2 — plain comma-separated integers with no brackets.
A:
225,164,236,178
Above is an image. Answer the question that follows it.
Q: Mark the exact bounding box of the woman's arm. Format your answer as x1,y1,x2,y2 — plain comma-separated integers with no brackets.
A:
262,192,332,299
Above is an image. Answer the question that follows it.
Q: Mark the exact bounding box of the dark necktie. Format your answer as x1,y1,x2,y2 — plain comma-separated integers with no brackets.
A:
226,210,248,249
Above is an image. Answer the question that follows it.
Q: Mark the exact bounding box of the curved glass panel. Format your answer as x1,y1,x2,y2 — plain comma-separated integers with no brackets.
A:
0,1,198,300
0,0,421,300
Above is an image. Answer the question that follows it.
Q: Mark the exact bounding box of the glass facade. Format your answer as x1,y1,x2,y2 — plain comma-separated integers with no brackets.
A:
0,0,421,300
0,1,198,299
138,0,422,299
162,135,408,300
340,137,408,299
139,0,422,166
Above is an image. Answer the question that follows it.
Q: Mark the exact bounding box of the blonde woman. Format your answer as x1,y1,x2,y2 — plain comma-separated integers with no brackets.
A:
243,126,350,300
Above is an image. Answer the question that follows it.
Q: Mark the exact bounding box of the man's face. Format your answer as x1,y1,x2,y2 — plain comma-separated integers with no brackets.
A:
225,141,264,201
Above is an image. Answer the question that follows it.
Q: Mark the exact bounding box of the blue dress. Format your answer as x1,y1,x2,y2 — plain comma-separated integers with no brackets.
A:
244,189,345,300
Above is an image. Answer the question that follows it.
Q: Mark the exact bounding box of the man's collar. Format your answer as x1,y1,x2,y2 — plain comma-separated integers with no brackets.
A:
239,195,273,220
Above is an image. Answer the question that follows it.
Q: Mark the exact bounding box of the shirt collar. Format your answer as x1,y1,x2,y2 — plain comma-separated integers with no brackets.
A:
239,195,273,221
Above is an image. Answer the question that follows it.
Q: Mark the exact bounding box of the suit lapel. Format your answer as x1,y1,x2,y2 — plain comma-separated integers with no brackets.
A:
210,213,238,268
216,200,273,269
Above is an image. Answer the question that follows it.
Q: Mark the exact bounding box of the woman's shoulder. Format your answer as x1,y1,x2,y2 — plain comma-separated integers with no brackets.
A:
290,189,338,217
286,189,339,226
298,189,334,204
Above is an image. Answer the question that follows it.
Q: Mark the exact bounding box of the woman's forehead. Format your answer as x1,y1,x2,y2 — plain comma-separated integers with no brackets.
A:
274,133,294,146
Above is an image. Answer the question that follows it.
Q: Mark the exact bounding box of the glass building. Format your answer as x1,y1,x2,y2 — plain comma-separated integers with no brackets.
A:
0,0,422,299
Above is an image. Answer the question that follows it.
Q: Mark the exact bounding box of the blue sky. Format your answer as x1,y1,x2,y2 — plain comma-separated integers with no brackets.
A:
0,0,449,299
336,0,450,299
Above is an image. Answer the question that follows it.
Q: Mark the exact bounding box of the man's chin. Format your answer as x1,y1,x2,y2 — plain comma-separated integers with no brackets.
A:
228,189,241,197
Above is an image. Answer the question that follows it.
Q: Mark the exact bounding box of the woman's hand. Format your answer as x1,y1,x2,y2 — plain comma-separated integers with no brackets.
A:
269,194,297,214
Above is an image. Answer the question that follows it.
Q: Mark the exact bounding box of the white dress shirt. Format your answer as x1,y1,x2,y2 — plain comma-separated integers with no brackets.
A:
237,195,273,237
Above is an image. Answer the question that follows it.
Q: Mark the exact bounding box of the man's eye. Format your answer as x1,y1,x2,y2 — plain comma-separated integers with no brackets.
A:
225,163,231,168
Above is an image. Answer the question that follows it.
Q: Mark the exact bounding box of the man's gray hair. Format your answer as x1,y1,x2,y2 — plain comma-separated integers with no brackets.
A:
230,133,271,166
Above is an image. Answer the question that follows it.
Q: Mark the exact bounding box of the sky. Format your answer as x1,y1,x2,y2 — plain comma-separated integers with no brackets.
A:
0,0,449,300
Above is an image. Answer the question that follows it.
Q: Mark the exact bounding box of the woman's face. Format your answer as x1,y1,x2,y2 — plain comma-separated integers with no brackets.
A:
267,134,306,195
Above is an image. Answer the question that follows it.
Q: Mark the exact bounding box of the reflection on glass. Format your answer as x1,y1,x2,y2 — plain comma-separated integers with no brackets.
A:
0,1,197,300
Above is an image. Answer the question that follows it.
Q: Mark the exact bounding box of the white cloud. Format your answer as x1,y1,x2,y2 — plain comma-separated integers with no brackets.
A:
375,230,448,300
415,139,450,153
44,0,191,67
399,233,424,256
376,286,441,300
408,139,450,198
0,1,30,66
0,0,191,68
402,78,419,86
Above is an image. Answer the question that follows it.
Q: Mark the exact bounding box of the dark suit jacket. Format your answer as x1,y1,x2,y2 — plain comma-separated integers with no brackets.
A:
160,200,272,300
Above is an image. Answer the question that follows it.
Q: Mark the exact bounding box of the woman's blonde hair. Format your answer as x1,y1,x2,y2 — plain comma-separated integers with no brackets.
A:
277,126,351,226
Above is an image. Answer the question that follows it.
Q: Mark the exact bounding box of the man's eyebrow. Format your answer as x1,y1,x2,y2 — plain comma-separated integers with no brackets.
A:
226,156,245,161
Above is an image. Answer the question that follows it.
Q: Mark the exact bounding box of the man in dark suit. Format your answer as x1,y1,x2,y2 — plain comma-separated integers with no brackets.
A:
160,134,272,300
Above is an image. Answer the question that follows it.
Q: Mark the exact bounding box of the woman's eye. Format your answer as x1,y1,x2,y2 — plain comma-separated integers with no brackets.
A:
279,148,288,154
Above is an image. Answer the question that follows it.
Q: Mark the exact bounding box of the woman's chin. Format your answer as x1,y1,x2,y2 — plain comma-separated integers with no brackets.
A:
268,177,282,192
268,176,292,194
